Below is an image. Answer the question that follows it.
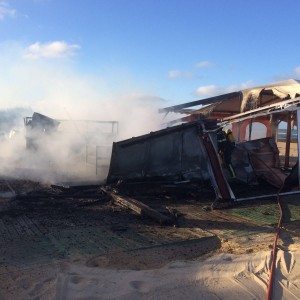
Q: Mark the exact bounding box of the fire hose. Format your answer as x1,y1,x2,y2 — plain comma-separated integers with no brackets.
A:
266,190,284,300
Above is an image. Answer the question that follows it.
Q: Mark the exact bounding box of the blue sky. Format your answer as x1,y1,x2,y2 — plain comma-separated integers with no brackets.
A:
1,0,300,123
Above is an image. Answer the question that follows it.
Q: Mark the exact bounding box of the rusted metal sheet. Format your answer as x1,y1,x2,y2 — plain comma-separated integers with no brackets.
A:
107,121,235,202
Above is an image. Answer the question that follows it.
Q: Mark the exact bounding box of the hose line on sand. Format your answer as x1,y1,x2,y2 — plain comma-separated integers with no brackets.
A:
266,190,283,300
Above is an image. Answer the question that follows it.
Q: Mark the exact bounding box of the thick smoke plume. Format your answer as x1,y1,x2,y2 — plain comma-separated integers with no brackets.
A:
0,42,164,183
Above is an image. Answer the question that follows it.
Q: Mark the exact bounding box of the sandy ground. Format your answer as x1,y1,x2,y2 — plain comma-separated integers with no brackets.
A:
1,246,300,300
57,249,300,300
277,141,298,164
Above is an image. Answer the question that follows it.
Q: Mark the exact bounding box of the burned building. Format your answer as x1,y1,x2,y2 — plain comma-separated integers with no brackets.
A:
158,79,300,189
107,79,300,207
107,120,235,203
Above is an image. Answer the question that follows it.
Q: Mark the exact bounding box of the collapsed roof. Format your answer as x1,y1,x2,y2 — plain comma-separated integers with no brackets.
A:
160,79,300,121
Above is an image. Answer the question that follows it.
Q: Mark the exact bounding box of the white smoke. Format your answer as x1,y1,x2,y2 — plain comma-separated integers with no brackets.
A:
0,41,164,183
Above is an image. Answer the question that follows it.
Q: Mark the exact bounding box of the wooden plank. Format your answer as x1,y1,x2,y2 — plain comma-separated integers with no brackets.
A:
102,188,172,225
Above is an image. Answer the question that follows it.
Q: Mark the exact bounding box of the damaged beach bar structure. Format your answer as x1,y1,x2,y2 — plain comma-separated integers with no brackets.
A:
108,79,300,207
1,80,300,300
2,2,300,297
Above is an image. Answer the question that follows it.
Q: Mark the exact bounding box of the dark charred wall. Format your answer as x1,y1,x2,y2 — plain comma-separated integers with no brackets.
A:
232,137,287,188
107,122,215,184
284,160,299,189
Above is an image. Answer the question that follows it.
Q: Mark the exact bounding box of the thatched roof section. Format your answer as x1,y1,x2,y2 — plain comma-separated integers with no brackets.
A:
241,79,300,112
160,79,300,121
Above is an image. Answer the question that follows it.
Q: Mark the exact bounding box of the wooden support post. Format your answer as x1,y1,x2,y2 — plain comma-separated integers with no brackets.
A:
248,119,253,141
269,116,278,140
232,122,240,142
285,112,292,168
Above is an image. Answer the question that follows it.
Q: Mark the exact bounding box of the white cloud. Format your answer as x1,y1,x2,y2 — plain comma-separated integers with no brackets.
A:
195,61,215,68
24,41,80,59
195,81,255,97
168,70,194,79
168,61,215,80
271,67,300,82
0,1,16,20
195,85,223,97
293,66,300,77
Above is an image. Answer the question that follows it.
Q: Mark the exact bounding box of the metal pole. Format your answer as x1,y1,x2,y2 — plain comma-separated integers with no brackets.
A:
236,190,300,202
297,109,300,187
285,112,292,168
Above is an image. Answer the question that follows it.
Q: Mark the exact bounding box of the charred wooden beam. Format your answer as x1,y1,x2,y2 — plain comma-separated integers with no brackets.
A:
103,189,172,225
201,132,235,201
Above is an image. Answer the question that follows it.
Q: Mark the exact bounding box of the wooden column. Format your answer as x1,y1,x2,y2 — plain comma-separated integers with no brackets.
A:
232,123,240,142
239,119,251,141
248,119,253,141
269,116,278,140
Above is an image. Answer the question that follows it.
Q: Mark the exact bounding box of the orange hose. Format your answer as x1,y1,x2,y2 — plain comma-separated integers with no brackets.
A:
266,191,283,300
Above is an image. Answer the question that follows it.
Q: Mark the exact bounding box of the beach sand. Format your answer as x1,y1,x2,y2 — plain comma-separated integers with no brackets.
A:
1,245,300,300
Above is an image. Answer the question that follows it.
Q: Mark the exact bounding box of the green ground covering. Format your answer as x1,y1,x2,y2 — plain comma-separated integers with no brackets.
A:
228,195,300,225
